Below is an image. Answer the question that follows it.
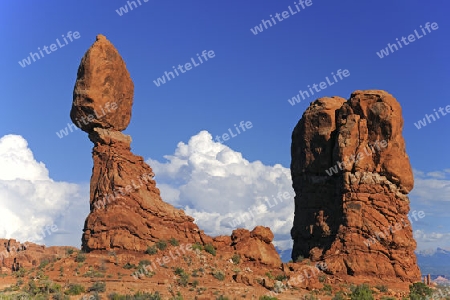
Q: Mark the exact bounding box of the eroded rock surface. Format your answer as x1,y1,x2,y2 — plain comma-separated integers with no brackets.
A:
71,35,212,252
290,90,420,282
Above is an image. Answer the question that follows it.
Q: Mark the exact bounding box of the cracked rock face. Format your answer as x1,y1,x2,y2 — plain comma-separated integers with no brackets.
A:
72,35,211,252
290,90,420,282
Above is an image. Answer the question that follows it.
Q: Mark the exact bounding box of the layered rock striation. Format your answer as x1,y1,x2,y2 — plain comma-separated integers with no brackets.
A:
290,90,420,282
71,35,211,252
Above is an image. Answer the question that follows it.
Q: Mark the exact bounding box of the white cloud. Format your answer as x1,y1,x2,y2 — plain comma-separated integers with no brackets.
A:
0,135,87,246
411,168,450,203
146,130,295,250
414,230,450,250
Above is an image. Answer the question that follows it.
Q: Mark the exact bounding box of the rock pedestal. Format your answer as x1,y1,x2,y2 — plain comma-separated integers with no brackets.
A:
71,35,211,252
290,90,420,282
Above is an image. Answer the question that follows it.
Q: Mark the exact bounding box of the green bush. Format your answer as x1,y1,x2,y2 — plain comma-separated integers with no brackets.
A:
216,296,230,300
275,274,287,281
66,248,74,255
156,240,167,251
331,292,345,300
409,282,432,300
75,251,86,263
231,254,240,265
376,284,388,292
350,284,374,300
146,245,158,255
89,281,106,292
192,242,203,251
169,238,179,246
204,244,216,256
212,270,225,281
64,283,85,295
122,262,136,269
107,291,162,300
259,296,278,300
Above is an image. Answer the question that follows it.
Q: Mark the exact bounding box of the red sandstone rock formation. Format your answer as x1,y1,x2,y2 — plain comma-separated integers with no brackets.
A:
290,90,420,282
71,35,212,252
0,239,70,274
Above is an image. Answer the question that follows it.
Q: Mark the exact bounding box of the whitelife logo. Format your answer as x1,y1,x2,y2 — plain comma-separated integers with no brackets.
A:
18,31,81,68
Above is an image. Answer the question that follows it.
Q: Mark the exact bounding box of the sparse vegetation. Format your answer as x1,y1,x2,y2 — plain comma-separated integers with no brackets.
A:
192,242,203,251
89,282,106,292
409,282,433,300
75,251,86,263
275,274,287,281
204,244,216,256
231,254,240,265
156,240,167,251
169,237,179,246
350,284,374,300
66,248,74,255
265,272,274,280
64,283,85,295
259,296,278,300
146,245,158,255
123,262,136,269
376,284,388,292
107,291,162,300
212,270,225,281
216,296,230,300
331,292,345,300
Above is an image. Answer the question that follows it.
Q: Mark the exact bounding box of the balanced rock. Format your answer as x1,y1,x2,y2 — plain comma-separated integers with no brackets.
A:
72,35,212,252
70,34,134,132
290,90,420,282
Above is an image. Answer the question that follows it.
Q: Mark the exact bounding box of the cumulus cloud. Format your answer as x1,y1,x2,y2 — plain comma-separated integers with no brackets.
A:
411,169,450,203
146,130,295,251
0,134,87,246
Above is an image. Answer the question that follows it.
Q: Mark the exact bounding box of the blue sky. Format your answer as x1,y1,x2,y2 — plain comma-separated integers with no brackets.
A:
0,1,449,255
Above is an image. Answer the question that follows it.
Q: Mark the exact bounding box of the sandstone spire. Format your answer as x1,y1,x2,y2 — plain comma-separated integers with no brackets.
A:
71,35,211,252
290,90,420,282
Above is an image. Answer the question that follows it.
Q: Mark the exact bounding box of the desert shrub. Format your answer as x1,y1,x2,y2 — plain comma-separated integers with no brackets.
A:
331,293,345,300
192,280,199,288
275,274,287,281
322,283,332,292
122,262,136,269
216,296,230,300
138,260,151,267
169,238,179,246
39,259,50,269
66,248,74,255
14,267,27,278
212,270,225,281
192,242,203,251
380,297,396,300
204,244,216,256
64,283,85,295
409,282,432,300
259,296,278,300
350,284,374,300
376,284,388,292
107,291,162,300
89,281,106,292
146,245,158,255
75,251,86,263
156,240,167,251
231,254,240,265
